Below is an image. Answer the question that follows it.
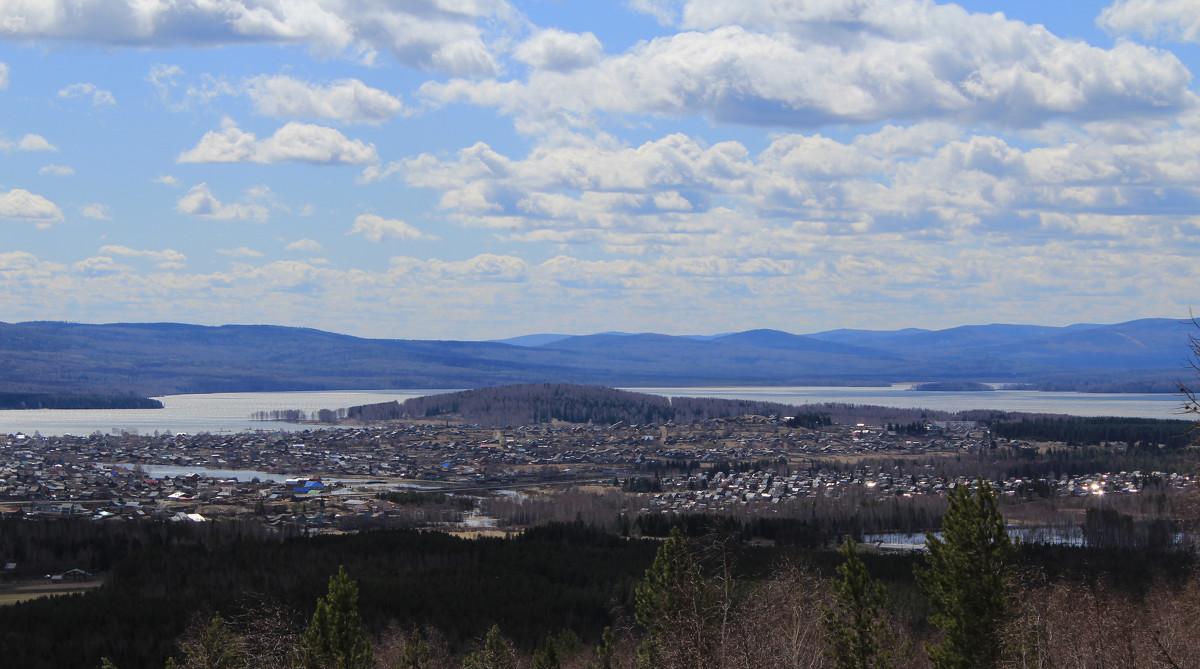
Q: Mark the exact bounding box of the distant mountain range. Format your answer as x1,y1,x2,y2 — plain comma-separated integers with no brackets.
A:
0,318,1193,396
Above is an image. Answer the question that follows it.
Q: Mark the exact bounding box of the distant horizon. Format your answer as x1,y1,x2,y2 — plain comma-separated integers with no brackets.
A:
2,2,1199,339
4,314,1190,343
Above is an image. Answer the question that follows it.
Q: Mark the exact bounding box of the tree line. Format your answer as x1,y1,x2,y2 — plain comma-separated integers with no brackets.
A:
86,482,1200,669
983,415,1193,449
0,392,163,410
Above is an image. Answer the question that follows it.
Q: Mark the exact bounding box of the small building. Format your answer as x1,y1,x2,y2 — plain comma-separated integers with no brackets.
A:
52,568,94,582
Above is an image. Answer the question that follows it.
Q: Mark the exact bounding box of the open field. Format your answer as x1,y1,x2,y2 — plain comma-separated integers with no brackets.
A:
0,579,103,606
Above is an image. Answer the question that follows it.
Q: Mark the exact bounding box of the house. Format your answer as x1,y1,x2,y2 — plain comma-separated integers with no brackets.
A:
51,568,93,582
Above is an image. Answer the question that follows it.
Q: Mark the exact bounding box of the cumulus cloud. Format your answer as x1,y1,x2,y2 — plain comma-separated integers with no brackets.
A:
390,253,528,281
175,183,270,222
0,62,8,89
392,120,1200,269
99,244,187,268
513,29,603,71
1099,0,1200,42
39,164,74,176
286,238,323,252
79,203,112,220
0,188,64,224
153,175,180,186
0,0,510,76
217,247,264,258
178,118,377,165
19,134,57,151
57,82,116,107
72,256,130,276
244,75,402,124
1,134,57,152
426,0,1194,131
349,214,437,242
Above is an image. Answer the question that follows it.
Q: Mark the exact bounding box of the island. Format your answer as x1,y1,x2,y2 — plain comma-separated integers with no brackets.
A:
909,381,994,392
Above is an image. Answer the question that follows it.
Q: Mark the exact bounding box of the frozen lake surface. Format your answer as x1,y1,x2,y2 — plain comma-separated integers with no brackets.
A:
0,385,1187,437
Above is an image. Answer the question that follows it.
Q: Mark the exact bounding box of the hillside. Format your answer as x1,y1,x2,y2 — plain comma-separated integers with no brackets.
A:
344,384,832,427
0,318,1192,396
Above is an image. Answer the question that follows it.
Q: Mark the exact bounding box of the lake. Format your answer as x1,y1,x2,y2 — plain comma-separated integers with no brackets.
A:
0,385,1188,437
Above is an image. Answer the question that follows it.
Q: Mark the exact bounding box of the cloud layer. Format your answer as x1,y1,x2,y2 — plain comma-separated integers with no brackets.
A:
0,0,1197,338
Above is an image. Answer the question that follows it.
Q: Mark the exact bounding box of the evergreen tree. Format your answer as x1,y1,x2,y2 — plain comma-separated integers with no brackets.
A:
463,625,517,669
297,566,374,669
397,628,431,669
589,626,617,669
633,527,715,669
533,636,560,669
822,541,893,669
916,479,1014,669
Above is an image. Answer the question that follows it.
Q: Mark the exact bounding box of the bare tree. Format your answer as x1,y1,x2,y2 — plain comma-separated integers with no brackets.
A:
1182,312,1200,433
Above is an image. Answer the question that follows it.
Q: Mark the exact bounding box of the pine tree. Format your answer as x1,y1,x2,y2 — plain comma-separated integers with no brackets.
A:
397,628,431,669
822,540,893,669
298,566,374,669
463,625,517,669
589,626,617,669
633,527,715,669
533,635,560,669
916,479,1014,669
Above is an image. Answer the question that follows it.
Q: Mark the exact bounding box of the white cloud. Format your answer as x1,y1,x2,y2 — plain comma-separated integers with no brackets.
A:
0,251,66,276
178,118,377,165
0,62,8,89
79,203,112,220
244,75,402,124
0,188,64,224
57,82,116,107
1099,0,1200,42
627,0,682,26
2,0,510,76
99,244,187,268
393,120,1200,268
176,183,270,222
286,238,323,252
153,175,180,186
349,214,437,242
513,29,603,72
3,134,58,152
147,64,233,111
217,247,264,258
39,164,74,176
391,253,529,281
72,256,130,276
426,0,1194,131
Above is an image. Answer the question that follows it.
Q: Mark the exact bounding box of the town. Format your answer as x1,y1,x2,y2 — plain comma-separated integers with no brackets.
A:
1,414,1189,539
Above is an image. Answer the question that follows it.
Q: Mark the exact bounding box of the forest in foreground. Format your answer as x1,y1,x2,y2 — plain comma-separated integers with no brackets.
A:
3,486,1200,669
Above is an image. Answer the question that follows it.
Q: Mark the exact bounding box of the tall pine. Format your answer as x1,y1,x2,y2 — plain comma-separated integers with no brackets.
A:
916,479,1014,669
822,540,893,669
298,566,374,669
634,527,716,669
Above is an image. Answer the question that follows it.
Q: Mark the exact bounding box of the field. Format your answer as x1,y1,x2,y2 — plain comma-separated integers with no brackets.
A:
0,579,103,606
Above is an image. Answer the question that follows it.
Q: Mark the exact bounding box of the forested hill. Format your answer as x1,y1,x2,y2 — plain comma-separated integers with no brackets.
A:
0,318,1192,396
0,393,162,410
345,384,832,427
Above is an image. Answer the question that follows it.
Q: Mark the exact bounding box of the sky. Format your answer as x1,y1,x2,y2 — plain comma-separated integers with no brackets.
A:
1,0,1199,340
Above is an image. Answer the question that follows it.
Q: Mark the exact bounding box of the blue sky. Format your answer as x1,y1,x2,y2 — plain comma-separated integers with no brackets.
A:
1,0,1198,339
